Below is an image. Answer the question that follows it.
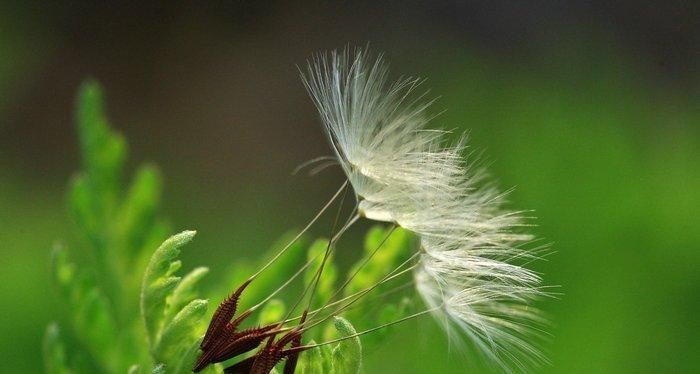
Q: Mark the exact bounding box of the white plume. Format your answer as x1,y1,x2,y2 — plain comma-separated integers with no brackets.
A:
302,48,549,372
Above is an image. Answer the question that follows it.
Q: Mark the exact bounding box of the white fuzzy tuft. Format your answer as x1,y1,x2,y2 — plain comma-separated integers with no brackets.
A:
302,48,549,372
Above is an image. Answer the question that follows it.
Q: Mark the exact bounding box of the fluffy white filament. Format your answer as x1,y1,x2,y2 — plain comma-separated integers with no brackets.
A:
302,48,548,372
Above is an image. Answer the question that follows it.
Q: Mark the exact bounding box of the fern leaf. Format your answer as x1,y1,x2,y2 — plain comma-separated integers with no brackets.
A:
330,317,362,374
140,230,196,346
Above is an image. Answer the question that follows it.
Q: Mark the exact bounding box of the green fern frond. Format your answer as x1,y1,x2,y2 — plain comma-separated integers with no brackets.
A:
45,81,209,374
331,317,362,374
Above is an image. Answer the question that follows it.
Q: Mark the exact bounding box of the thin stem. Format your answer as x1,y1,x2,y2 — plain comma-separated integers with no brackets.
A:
282,213,359,324
247,180,348,282
332,280,415,316
250,202,358,312
299,252,420,331
304,184,351,314
284,265,416,325
248,254,318,312
281,223,400,329
290,307,439,351
328,225,397,303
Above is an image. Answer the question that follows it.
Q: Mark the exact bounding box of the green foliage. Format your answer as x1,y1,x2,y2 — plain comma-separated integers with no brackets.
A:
44,81,211,373
44,81,417,374
341,226,415,347
141,231,194,345
344,226,414,298
295,226,415,372
141,231,209,368
296,340,325,373
50,243,122,371
296,318,362,374
330,317,362,374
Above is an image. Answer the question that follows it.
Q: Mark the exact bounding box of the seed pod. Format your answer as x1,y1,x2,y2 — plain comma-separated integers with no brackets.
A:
200,279,252,350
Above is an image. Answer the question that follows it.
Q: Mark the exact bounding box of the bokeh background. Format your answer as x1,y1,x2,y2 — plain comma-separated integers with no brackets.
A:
1,1,698,373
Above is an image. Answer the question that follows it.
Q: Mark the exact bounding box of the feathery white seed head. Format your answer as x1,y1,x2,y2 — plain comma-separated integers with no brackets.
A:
302,47,549,372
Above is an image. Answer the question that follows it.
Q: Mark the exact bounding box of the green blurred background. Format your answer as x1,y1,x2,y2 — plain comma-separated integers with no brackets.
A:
1,1,698,373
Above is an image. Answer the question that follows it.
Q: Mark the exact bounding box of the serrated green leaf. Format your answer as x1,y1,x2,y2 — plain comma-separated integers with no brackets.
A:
119,164,163,260
131,220,171,294
330,317,362,374
76,80,126,203
68,82,133,319
319,344,334,373
48,80,208,374
172,339,210,374
164,267,209,324
76,286,118,351
155,299,208,364
141,230,197,345
297,340,324,374
68,175,100,246
43,323,71,374
51,244,120,371
167,260,183,276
